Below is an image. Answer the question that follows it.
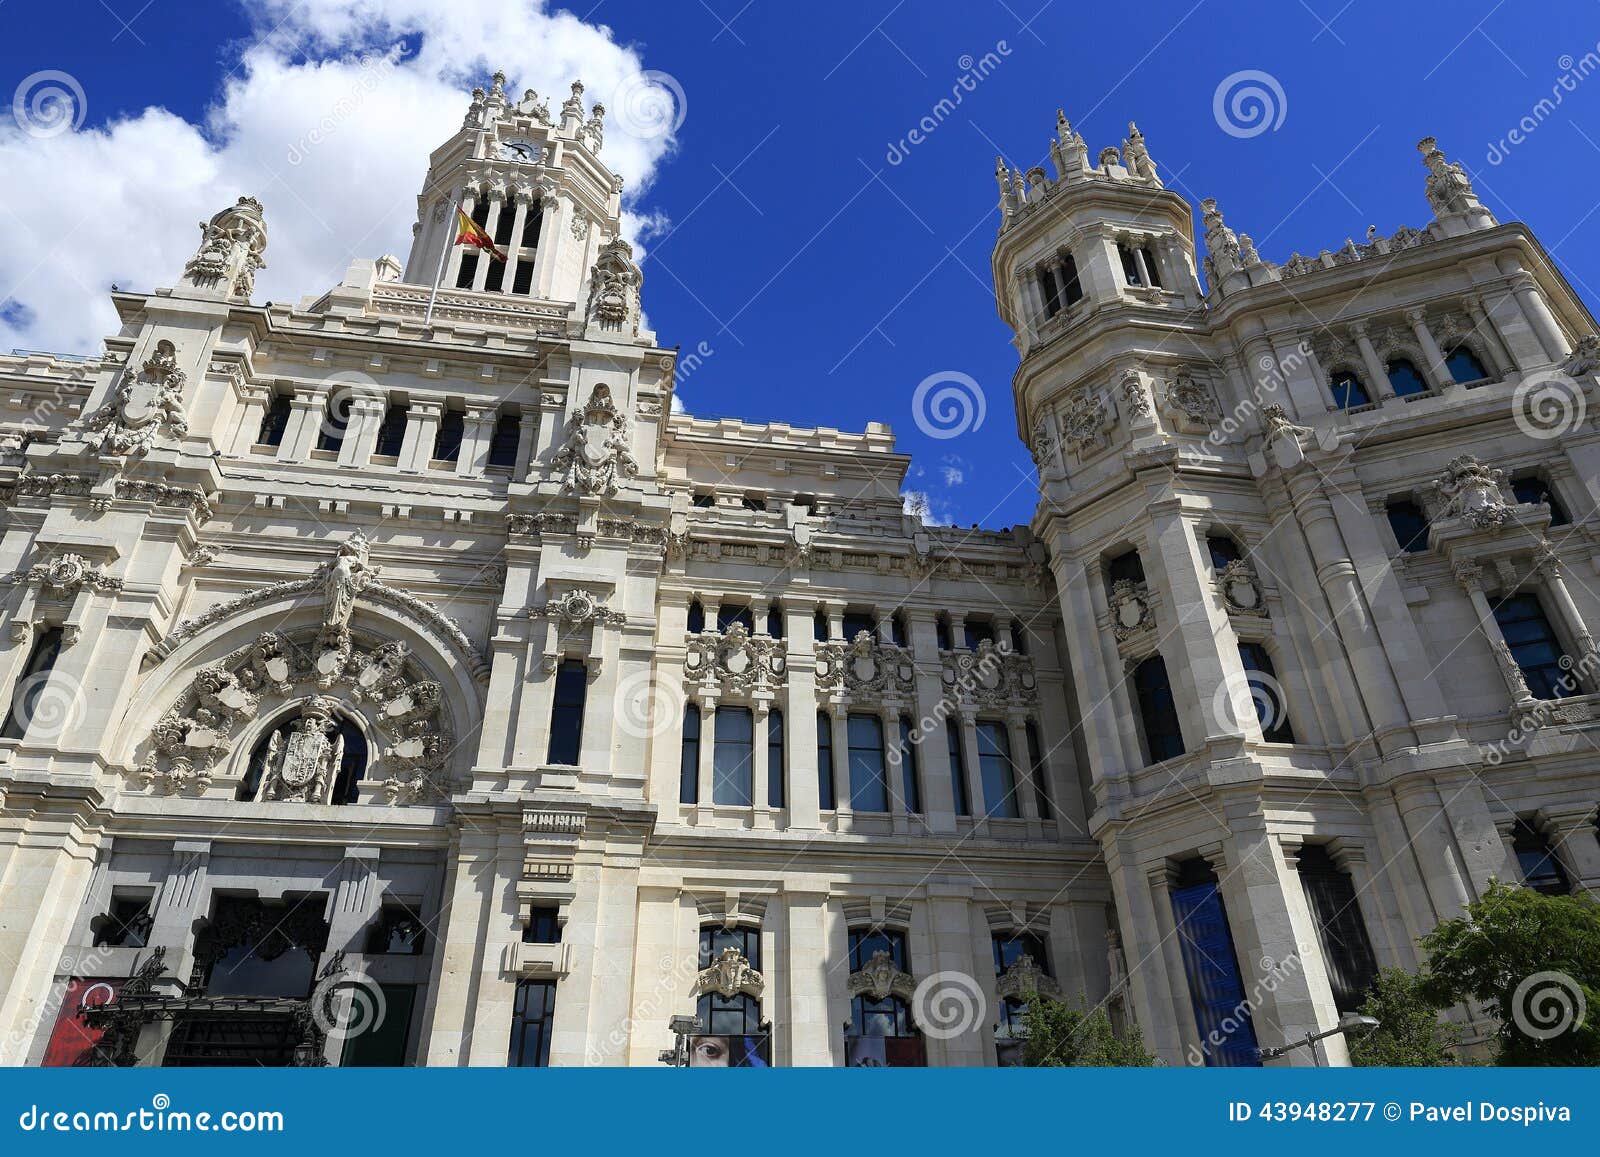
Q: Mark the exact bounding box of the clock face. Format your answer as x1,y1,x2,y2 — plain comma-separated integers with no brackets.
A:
498,137,541,164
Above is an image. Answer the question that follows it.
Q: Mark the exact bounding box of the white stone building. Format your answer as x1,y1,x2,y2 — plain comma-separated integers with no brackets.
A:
0,76,1596,1068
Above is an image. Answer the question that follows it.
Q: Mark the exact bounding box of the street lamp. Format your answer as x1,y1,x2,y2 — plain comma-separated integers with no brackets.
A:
1257,1012,1380,1066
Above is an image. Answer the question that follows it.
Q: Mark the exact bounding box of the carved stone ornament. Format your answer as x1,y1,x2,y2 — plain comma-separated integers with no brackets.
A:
1259,403,1313,446
583,237,642,335
137,625,453,805
939,639,1039,707
533,588,626,627
182,196,268,299
693,946,765,1001
76,341,190,460
1163,367,1222,433
1217,559,1266,616
684,621,786,695
815,632,916,702
1563,333,1600,378
148,532,488,683
1110,578,1153,641
1433,454,1511,529
1119,371,1153,420
846,950,916,1003
5,551,121,597
551,384,639,498
1059,388,1114,457
994,953,1062,1002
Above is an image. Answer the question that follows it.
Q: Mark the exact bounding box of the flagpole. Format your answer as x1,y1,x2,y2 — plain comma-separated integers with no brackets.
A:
423,209,454,327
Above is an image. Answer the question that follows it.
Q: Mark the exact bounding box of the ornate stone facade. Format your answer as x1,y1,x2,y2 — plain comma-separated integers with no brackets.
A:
0,81,1596,1074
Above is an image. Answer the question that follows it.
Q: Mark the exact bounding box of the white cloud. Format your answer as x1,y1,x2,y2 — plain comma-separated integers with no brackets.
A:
0,0,681,355
902,489,954,526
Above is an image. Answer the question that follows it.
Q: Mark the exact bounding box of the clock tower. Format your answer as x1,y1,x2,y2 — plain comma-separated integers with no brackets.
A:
402,70,621,308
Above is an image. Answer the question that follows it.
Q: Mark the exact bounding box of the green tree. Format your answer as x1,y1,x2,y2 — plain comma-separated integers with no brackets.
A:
1347,968,1462,1066
1420,882,1600,1066
1019,994,1157,1067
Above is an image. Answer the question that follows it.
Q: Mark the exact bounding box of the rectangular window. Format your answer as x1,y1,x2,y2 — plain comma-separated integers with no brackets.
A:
341,984,415,1066
1386,500,1429,554
1039,266,1062,319
767,709,785,809
946,719,970,816
847,714,888,813
716,604,754,633
523,906,563,945
93,896,152,948
975,721,1019,818
842,612,876,640
897,716,921,814
1024,720,1053,820
373,402,408,458
1512,819,1571,894
1170,860,1259,1067
817,711,836,810
484,258,507,293
546,659,587,765
433,409,465,463
317,393,347,452
679,704,700,804
1295,846,1379,1013
2,627,63,739
1060,255,1083,304
1512,476,1569,526
256,392,293,448
365,905,426,954
962,618,995,650
487,411,521,468
510,261,535,296
1492,594,1575,700
509,980,556,1067
1118,243,1141,285
712,706,754,806
1133,655,1186,763
455,252,479,290
1236,642,1296,743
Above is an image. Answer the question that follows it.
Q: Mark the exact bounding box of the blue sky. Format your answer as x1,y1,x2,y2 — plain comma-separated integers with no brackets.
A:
3,0,1599,528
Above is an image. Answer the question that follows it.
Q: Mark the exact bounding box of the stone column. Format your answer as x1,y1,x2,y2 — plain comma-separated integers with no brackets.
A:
1534,553,1599,679
1144,863,1203,1062
337,395,383,468
1461,293,1515,377
784,888,835,1064
957,709,987,832
471,194,503,292
1050,552,1137,780
829,710,850,816
399,399,441,473
1003,710,1040,827
515,411,540,480
278,387,326,462
500,195,532,291
696,702,716,808
1454,562,1537,706
328,847,382,954
782,601,821,830
533,198,563,300
927,887,986,1065
1350,321,1394,399
752,702,771,814
1512,275,1571,361
1544,805,1600,892
881,705,906,822
907,609,957,833
456,404,496,477
1406,308,1452,389
228,384,272,455
444,190,477,289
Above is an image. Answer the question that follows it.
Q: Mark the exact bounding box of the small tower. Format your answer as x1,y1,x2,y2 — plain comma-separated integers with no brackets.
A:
402,70,620,307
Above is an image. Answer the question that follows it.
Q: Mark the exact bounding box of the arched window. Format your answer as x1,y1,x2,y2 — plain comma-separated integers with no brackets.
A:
1038,265,1062,319
238,705,368,804
1328,370,1371,410
679,703,700,805
1,626,63,740
767,708,785,808
1132,655,1186,763
1446,345,1490,385
1105,548,1145,591
1385,358,1428,397
975,721,1018,818
712,706,754,806
993,931,1051,1039
845,927,922,1065
1236,642,1295,743
696,925,763,1036
847,714,888,812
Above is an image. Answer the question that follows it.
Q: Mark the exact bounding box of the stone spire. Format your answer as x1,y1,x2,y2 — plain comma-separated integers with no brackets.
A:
995,156,1018,221
1199,197,1243,291
1050,109,1088,179
1417,136,1496,235
1122,121,1161,186
561,81,587,132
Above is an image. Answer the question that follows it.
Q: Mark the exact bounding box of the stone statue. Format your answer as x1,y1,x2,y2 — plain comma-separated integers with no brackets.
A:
320,532,378,633
182,197,268,299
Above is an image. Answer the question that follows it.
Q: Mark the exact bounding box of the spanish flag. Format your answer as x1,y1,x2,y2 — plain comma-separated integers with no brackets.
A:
455,206,507,263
